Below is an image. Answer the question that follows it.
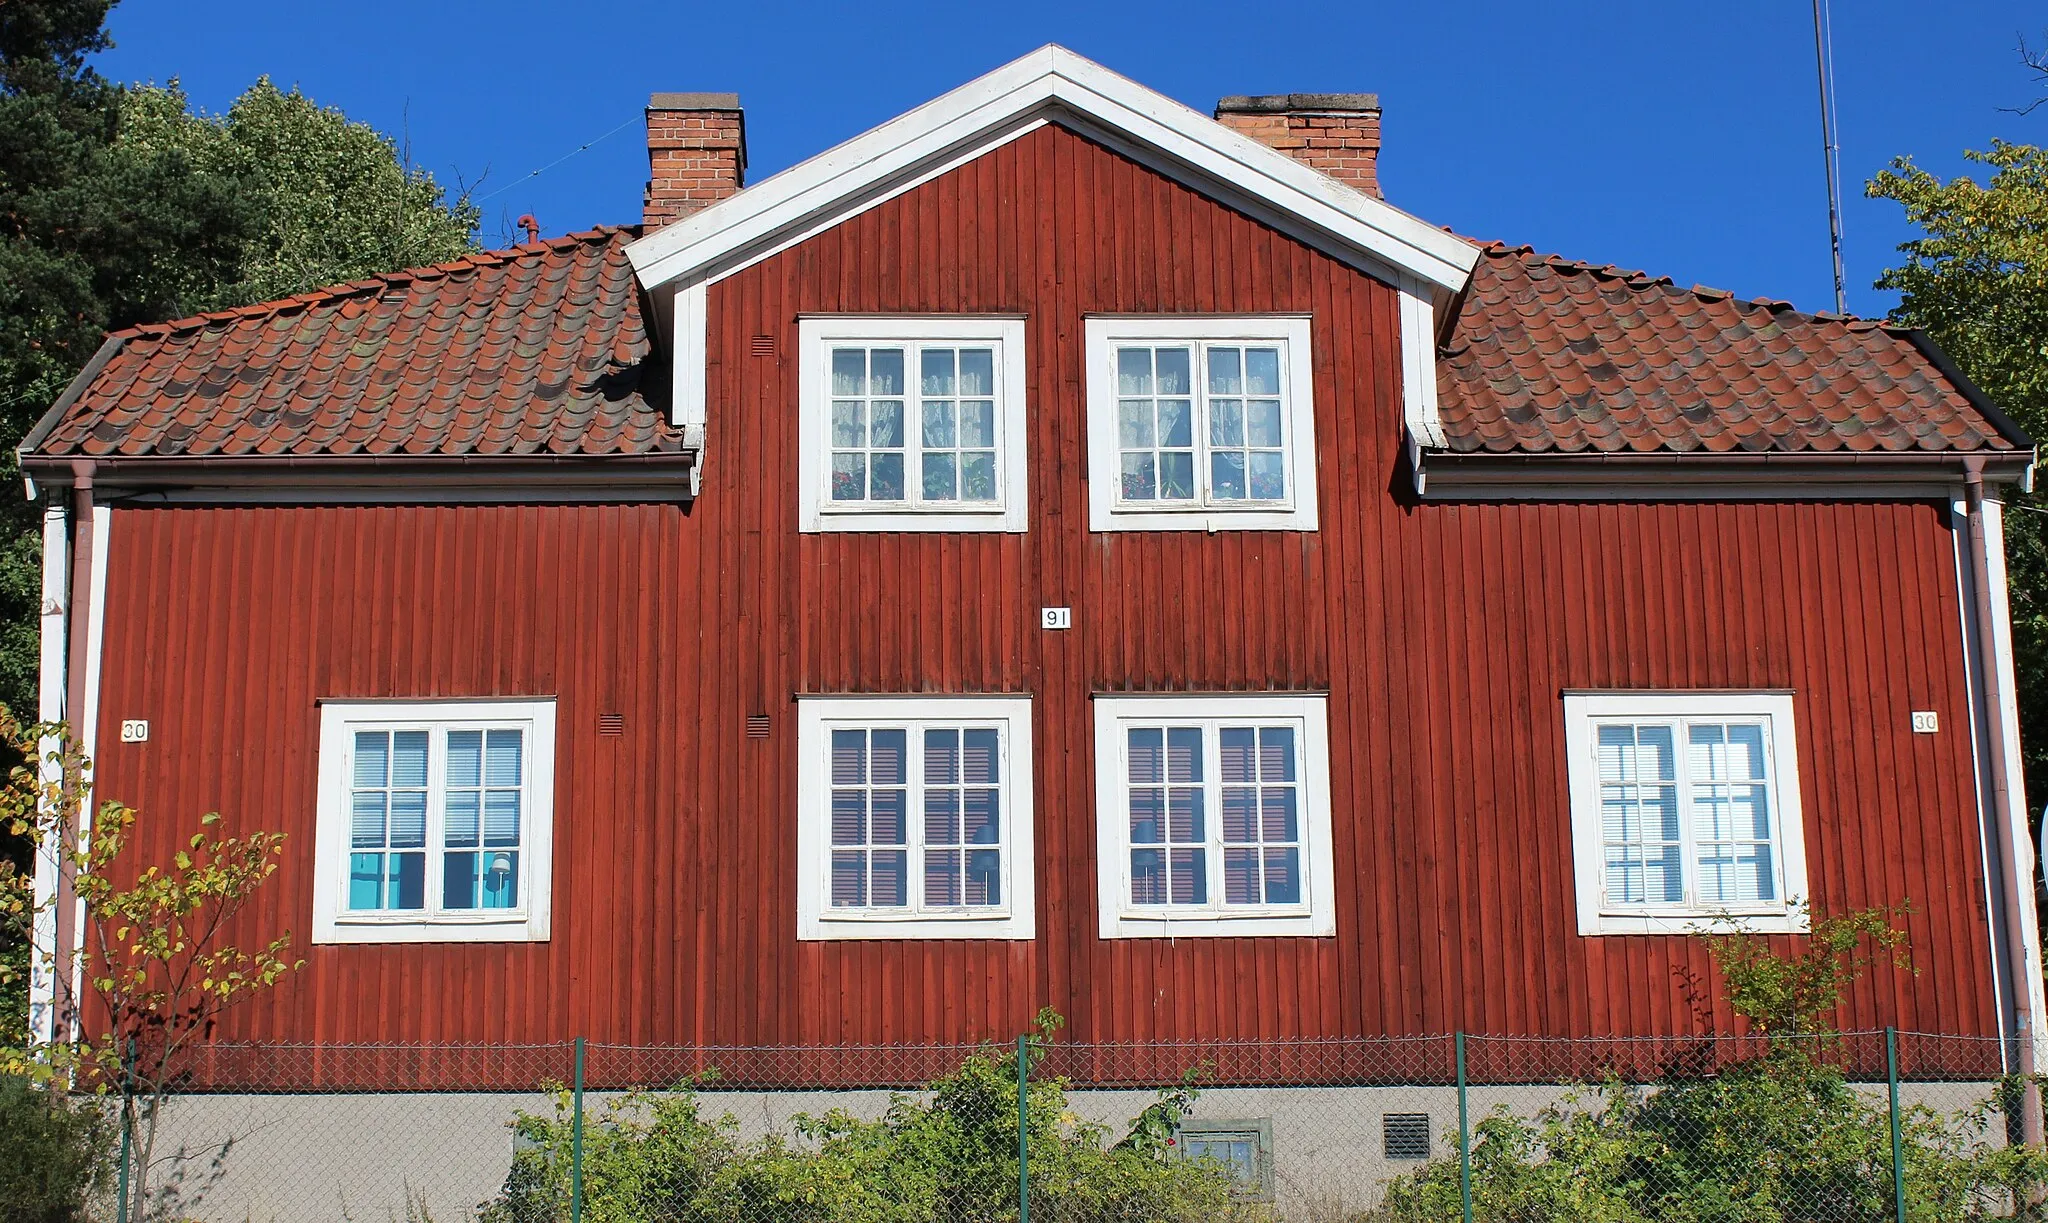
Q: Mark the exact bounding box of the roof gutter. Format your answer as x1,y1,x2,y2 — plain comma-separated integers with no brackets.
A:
14,450,701,501
1417,448,2037,501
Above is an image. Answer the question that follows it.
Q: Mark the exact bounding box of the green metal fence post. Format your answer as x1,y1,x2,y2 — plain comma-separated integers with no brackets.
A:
1017,1033,1031,1223
1457,1031,1473,1223
571,1036,586,1223
1888,1026,1906,1223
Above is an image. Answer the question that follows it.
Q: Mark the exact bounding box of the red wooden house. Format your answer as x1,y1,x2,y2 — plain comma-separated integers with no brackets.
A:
20,48,2043,1070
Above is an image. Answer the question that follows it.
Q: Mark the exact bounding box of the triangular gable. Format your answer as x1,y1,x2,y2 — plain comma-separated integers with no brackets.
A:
624,45,1477,294
624,47,1479,493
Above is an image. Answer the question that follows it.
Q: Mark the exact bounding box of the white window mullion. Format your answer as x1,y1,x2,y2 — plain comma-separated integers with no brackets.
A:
1204,717,1227,914
425,728,444,920
1673,719,1699,911
907,728,927,914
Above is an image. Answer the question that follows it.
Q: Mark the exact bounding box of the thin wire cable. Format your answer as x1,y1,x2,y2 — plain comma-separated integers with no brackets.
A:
474,116,639,205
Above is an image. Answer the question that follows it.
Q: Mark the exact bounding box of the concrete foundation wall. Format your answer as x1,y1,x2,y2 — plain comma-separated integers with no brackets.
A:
141,1082,2007,1222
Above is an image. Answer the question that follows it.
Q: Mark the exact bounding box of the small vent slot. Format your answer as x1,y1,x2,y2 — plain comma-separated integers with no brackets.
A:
597,713,625,737
745,713,771,738
1382,1113,1430,1161
750,335,776,357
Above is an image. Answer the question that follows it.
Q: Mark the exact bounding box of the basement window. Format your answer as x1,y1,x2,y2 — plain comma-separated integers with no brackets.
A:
312,699,556,944
1177,1119,1275,1200
1562,691,1811,936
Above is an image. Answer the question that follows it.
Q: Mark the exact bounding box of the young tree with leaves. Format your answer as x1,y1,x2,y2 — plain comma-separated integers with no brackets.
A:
1868,142,2048,810
0,713,299,1223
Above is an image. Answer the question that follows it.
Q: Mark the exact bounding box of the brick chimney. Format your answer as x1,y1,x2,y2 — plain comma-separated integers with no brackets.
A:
643,92,746,230
1213,93,1382,199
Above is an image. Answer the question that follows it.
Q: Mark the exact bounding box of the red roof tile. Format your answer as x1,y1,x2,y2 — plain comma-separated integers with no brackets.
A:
22,232,2023,470
22,227,680,462
1436,244,2027,455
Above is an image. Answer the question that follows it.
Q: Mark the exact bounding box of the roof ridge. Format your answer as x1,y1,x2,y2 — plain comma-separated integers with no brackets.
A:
1480,239,1901,329
115,225,638,342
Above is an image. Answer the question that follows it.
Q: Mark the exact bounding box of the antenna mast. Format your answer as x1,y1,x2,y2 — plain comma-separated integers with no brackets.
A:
1812,0,1848,314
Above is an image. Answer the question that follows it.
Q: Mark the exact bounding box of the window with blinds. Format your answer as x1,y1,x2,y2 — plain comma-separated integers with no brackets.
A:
1562,691,1809,936
797,696,1036,940
1093,694,1335,939
315,700,556,944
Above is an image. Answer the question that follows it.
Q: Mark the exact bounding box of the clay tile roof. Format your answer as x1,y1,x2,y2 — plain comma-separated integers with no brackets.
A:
22,226,681,461
1437,244,2028,456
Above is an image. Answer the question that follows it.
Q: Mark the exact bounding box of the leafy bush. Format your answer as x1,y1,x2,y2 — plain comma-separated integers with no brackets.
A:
0,1074,107,1223
484,1021,1259,1223
1368,907,2048,1222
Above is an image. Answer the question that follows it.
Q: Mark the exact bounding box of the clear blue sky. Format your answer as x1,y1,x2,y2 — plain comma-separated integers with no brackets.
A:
93,0,2045,318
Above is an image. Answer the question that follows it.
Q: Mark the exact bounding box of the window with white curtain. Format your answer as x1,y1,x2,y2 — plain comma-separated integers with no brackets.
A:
1093,694,1335,937
796,696,1036,939
1561,691,1809,935
312,699,556,943
798,317,1029,532
1084,316,1318,531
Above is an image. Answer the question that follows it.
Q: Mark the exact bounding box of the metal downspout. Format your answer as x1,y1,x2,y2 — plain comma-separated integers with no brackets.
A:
1966,457,2044,1143
26,494,69,1046
50,463,94,1045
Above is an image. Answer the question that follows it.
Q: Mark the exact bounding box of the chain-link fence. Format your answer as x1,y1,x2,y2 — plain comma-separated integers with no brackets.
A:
83,1029,2045,1222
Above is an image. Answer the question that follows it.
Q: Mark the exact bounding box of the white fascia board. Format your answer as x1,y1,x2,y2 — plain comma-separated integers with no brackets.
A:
624,45,1478,296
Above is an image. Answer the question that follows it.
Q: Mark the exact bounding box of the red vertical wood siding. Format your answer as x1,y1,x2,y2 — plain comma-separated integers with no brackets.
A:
87,124,1998,1045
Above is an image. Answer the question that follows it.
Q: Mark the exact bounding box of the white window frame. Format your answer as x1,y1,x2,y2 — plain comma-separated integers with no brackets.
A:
797,316,1030,532
312,699,557,944
1562,690,1810,936
1084,316,1318,532
1093,694,1335,938
796,695,1036,939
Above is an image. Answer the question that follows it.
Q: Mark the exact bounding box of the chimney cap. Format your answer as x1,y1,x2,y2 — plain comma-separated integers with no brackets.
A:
1215,92,1379,115
648,91,741,111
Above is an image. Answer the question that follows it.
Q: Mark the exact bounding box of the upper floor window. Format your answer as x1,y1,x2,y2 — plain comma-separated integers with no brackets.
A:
798,317,1029,532
1092,694,1335,937
1562,691,1810,936
796,695,1036,939
1085,316,1318,532
311,699,556,943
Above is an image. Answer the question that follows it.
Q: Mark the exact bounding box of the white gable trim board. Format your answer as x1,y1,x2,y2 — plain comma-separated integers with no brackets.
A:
627,45,1479,463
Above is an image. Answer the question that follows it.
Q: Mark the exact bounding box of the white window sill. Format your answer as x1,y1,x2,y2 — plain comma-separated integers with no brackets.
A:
1092,505,1318,533
807,506,1025,533
313,913,549,945
1580,908,1812,937
800,912,1035,940
1101,910,1334,939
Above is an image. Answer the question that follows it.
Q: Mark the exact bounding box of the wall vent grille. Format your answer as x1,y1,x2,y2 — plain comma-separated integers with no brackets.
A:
745,713,771,738
1383,1113,1430,1161
751,335,776,357
597,713,625,737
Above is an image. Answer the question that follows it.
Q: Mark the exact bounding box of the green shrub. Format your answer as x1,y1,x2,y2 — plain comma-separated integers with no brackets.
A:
484,1027,1258,1223
0,1074,108,1223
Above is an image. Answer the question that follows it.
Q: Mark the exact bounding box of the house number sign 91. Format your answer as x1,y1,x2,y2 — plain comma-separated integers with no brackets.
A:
1041,607,1072,630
